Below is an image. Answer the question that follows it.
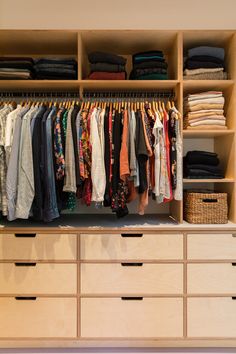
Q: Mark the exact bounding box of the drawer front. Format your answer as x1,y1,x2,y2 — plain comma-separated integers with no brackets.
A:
81,263,183,294
80,233,183,260
188,264,236,294
188,298,236,337
0,297,77,337
0,263,77,294
0,233,77,260
81,298,183,338
188,233,236,260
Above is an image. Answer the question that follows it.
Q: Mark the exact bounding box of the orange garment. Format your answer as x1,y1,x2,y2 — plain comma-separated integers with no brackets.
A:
127,180,138,203
120,109,130,181
138,159,149,215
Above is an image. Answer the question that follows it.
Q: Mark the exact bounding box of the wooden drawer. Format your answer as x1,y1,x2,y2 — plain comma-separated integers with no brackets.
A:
188,233,236,260
81,263,183,295
81,297,183,338
188,263,236,294
0,297,77,337
80,233,183,260
0,233,77,260
0,263,77,294
188,297,236,337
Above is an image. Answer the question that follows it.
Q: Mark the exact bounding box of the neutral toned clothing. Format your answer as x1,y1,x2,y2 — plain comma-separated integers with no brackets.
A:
184,67,223,76
183,71,227,80
63,106,77,193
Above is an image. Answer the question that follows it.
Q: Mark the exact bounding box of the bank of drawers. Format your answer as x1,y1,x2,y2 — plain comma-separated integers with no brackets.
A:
80,233,184,338
0,233,77,338
187,232,236,338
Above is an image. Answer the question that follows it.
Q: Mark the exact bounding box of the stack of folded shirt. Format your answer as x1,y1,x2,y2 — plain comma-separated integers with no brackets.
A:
184,151,224,179
0,57,34,79
34,58,77,80
183,46,227,80
130,51,168,80
88,52,126,80
184,91,226,130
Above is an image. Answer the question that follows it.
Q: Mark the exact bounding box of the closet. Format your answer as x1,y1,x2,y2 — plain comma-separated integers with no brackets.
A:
0,29,236,348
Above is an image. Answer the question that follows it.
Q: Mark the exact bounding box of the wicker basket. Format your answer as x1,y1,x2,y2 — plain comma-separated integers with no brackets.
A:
184,190,228,224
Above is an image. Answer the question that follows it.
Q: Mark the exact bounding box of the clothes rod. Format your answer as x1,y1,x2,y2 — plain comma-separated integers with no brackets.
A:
82,90,175,99
0,91,80,98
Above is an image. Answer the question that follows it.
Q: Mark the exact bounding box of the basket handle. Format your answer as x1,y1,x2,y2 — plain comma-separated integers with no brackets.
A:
202,198,218,203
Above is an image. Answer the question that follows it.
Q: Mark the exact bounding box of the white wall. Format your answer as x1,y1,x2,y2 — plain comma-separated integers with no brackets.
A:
0,0,236,30
0,0,236,353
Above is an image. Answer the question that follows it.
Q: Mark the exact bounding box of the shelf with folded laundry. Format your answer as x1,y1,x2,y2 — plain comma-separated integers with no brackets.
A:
183,31,235,80
0,30,79,80
80,30,179,80
183,84,235,131
182,149,235,183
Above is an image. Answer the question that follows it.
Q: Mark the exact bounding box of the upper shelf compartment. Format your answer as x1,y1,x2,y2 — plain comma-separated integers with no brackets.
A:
0,30,78,56
79,30,180,82
183,31,236,81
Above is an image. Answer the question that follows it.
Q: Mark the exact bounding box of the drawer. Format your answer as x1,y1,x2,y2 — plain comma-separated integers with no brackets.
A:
188,233,236,260
188,297,236,337
81,263,183,295
80,233,183,260
188,263,236,294
0,233,77,260
81,297,183,338
0,263,77,294
0,297,77,337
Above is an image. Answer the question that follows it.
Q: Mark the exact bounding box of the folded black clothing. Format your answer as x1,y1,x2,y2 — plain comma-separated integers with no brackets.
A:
0,57,34,63
34,58,77,66
184,151,219,166
184,169,224,178
35,67,77,75
35,74,77,80
133,60,168,70
184,164,223,174
88,51,126,65
90,62,125,73
132,50,164,63
129,67,167,79
34,63,76,71
185,59,224,70
187,55,225,65
0,62,34,71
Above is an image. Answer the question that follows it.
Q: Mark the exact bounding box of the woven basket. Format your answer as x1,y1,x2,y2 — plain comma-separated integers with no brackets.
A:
184,190,228,224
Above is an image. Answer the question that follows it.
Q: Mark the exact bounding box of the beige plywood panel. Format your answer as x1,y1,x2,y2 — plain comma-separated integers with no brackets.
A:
188,297,236,337
81,297,183,338
0,234,77,260
80,233,183,260
0,297,77,338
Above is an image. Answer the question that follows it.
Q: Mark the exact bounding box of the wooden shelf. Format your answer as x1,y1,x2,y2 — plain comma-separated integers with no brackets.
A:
80,80,179,91
0,80,80,91
183,178,235,183
183,129,235,138
183,80,234,91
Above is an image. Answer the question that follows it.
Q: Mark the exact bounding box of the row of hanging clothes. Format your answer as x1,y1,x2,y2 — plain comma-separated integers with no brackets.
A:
0,91,182,222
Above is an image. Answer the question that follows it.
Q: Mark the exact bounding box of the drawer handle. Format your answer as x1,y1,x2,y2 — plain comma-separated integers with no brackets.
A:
121,263,143,267
15,233,36,238
202,198,218,203
232,297,236,300
15,297,37,301
15,262,36,267
121,233,143,238
232,234,236,238
121,297,143,301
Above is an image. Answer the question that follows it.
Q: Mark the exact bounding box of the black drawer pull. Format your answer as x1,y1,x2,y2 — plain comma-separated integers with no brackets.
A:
202,198,218,203
121,233,143,238
232,297,236,300
121,297,143,301
15,263,36,267
15,233,36,238
121,263,143,267
15,297,37,300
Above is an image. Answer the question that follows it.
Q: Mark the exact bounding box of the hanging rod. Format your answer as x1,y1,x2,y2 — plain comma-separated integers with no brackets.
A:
0,91,80,98
82,90,175,99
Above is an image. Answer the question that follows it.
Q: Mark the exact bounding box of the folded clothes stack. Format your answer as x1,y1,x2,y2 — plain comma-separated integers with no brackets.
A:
0,57,34,79
184,91,226,130
130,51,168,80
34,58,77,80
88,51,127,80
183,46,227,80
184,151,224,179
